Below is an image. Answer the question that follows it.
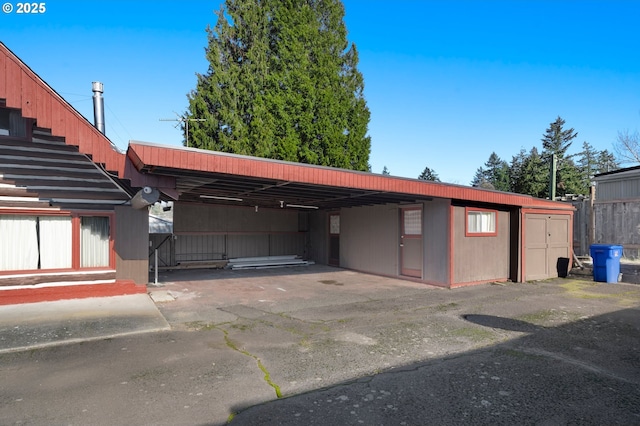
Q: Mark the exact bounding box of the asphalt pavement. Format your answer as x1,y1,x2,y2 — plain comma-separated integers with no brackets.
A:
0,265,639,425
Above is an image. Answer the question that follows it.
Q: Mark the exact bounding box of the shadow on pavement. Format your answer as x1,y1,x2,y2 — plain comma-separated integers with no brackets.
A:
228,307,640,425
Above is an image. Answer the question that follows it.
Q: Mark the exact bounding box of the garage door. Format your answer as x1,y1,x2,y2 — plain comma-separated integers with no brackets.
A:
524,213,571,281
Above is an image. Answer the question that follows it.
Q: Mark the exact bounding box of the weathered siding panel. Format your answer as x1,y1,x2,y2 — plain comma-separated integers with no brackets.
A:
174,234,227,262
172,203,306,261
595,169,640,201
269,233,307,257
594,201,640,258
174,203,299,233
227,235,269,258
114,206,149,284
572,199,592,256
423,199,450,285
340,204,399,276
453,207,510,284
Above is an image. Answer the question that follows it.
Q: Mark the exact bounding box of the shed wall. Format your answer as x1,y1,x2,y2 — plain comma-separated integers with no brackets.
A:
115,205,149,284
423,199,450,284
172,203,306,261
453,207,510,284
340,204,399,276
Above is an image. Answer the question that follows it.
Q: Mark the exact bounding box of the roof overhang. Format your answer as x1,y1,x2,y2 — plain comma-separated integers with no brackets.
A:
126,141,575,212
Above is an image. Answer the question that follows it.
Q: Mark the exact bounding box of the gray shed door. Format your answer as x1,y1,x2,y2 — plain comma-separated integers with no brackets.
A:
524,214,571,281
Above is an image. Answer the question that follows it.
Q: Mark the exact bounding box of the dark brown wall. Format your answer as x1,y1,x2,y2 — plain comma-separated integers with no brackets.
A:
452,207,510,284
114,205,149,284
309,211,328,265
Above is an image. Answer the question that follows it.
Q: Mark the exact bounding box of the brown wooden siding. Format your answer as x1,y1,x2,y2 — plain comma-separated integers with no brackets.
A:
594,201,640,258
453,207,510,284
174,202,300,233
114,206,149,284
114,257,148,285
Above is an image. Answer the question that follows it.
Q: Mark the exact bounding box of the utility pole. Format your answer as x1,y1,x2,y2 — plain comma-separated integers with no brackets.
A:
159,114,205,148
549,153,557,200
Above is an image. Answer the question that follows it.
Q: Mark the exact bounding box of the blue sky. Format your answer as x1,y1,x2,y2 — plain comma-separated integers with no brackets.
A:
2,0,639,184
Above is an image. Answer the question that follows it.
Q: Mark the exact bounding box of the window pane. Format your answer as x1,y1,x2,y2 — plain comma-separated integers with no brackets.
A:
81,217,110,267
468,211,496,233
330,215,340,235
0,215,38,271
39,216,72,269
404,210,422,235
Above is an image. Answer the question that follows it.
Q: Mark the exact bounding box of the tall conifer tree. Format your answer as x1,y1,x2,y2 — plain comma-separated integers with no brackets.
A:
186,0,371,171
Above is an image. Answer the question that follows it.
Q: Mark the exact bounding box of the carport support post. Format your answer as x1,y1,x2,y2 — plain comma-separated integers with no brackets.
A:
154,249,158,285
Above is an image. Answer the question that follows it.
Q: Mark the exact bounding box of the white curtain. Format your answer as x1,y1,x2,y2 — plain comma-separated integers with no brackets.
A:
468,211,495,233
81,217,110,267
0,215,39,271
39,216,72,269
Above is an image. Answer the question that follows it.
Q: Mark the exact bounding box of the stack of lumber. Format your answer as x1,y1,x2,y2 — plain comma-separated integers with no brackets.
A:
226,255,311,270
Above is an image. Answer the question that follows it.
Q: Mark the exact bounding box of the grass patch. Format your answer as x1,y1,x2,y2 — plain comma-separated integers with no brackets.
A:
318,280,344,286
230,323,253,332
450,326,495,341
435,302,459,312
184,321,217,331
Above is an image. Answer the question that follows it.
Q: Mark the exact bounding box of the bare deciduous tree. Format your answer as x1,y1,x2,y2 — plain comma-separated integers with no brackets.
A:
613,129,640,165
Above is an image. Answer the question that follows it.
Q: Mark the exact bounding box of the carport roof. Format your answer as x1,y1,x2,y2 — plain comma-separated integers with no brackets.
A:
126,141,574,211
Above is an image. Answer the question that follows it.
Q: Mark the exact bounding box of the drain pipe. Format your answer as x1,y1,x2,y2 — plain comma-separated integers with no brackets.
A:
92,81,105,134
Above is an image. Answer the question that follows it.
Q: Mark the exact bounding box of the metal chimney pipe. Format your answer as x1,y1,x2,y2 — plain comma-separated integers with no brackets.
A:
92,81,105,134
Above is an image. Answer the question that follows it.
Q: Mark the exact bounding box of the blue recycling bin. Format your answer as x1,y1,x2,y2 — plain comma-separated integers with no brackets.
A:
590,244,623,283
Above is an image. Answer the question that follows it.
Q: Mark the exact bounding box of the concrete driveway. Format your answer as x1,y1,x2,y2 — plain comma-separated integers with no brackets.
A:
1,264,640,425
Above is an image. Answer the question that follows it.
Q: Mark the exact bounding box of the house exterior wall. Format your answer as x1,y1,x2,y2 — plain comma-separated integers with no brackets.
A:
423,199,451,285
114,206,149,284
340,204,399,276
173,203,306,261
452,206,510,284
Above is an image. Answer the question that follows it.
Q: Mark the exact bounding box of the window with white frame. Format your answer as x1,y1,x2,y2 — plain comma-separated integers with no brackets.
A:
467,210,496,235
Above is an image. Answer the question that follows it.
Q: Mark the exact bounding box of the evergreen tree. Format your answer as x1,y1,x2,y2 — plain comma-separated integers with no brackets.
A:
541,116,581,197
471,152,509,191
542,116,578,158
510,147,548,198
471,166,491,188
381,166,390,175
186,0,371,171
418,166,440,182
596,149,619,174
